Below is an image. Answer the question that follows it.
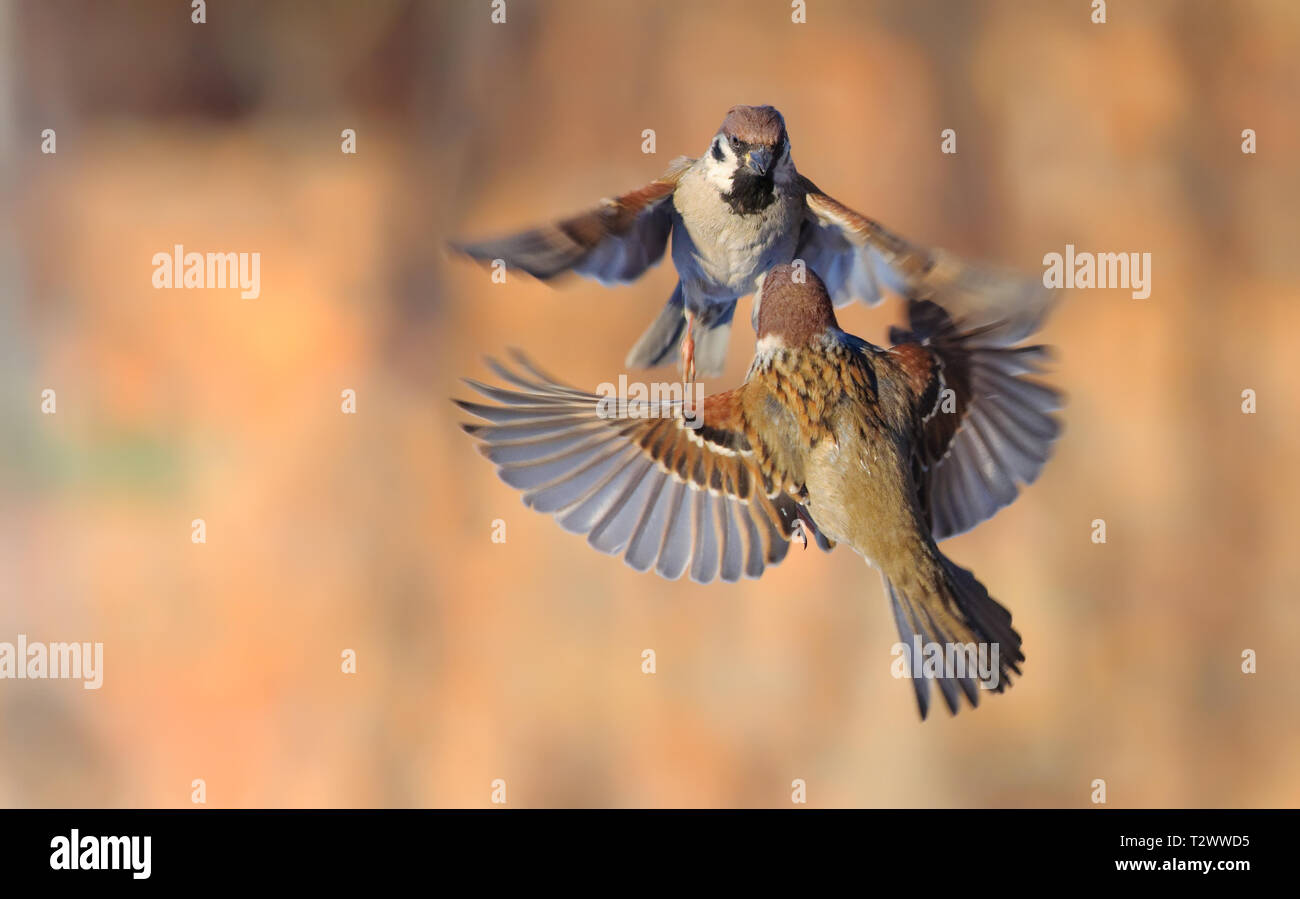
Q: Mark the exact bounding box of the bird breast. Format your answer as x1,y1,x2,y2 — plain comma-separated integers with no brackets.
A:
671,170,803,298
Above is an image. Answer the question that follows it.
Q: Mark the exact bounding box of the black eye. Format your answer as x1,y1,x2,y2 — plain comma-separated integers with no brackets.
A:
730,135,742,150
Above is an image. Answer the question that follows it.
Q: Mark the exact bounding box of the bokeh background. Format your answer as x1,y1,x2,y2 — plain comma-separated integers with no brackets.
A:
1,0,1297,807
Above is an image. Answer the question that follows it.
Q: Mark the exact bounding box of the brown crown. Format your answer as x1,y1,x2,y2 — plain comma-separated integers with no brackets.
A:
755,264,839,345
720,105,787,146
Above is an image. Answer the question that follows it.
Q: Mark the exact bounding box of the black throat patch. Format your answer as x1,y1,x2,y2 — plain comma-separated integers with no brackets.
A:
722,169,776,215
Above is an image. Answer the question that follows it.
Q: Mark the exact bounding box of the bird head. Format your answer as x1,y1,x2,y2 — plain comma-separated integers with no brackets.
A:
753,263,840,350
703,105,793,196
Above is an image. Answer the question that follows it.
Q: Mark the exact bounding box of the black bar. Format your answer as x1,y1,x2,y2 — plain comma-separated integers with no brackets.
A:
0,809,1290,885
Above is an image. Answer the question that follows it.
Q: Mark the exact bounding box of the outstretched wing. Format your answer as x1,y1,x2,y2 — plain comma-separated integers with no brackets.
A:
890,298,1063,541
452,157,694,285
456,352,832,583
796,176,1054,343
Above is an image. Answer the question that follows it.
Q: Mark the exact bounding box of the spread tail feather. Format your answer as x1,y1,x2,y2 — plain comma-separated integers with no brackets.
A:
883,554,1023,719
689,314,733,379
625,284,686,370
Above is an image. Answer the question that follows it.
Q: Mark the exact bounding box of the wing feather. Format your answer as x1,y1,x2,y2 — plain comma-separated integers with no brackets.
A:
890,299,1063,540
456,354,832,583
797,177,1057,346
454,157,694,285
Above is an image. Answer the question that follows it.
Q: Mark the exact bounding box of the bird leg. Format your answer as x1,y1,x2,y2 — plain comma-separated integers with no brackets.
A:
680,308,696,383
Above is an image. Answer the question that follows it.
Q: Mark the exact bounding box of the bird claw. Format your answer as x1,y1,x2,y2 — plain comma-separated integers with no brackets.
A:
791,507,816,551
791,520,808,550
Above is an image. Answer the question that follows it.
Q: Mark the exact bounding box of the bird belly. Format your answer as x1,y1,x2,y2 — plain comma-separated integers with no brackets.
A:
802,434,924,574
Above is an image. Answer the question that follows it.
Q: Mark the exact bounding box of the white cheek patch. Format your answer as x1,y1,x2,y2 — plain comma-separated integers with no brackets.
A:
703,137,740,189
755,334,786,355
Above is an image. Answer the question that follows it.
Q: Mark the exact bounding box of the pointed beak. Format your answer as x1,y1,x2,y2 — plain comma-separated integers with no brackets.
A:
745,147,772,176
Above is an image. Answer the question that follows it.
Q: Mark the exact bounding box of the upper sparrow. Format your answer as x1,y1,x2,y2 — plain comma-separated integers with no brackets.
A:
456,264,1062,717
453,104,1049,381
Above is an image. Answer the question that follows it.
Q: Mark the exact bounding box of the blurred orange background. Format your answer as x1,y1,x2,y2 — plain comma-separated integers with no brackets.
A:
1,0,1297,807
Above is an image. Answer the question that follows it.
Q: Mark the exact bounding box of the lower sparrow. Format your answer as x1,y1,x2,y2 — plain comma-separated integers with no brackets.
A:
457,264,1061,718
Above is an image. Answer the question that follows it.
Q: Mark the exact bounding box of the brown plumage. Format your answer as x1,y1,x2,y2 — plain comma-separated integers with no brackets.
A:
720,104,787,147
456,264,1063,718
754,266,839,345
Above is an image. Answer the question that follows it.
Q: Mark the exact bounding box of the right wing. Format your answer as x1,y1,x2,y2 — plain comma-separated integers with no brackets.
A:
452,156,694,285
456,352,832,583
797,176,1055,345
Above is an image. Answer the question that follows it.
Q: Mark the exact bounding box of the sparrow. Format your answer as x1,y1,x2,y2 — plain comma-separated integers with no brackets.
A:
456,263,1062,718
453,104,1049,382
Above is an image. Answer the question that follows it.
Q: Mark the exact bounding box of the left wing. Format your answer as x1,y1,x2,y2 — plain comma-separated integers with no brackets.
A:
889,299,1063,541
456,353,832,583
